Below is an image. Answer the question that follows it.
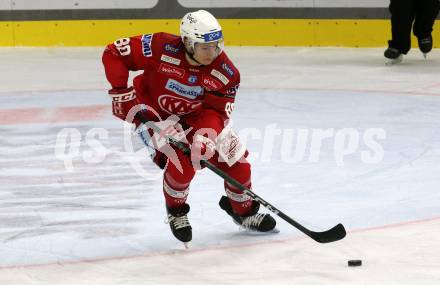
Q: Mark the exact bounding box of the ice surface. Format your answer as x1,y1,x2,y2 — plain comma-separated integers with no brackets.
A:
0,47,439,284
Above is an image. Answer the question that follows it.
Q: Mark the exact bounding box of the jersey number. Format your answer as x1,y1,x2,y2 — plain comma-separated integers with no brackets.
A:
225,102,235,117
114,38,131,56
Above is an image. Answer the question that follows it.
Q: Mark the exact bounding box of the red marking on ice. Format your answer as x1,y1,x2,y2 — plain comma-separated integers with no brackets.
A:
0,215,439,270
350,216,440,233
0,105,109,125
248,86,440,97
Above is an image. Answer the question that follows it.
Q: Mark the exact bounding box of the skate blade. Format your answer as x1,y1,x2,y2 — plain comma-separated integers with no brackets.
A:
183,242,190,249
238,227,280,235
270,228,280,234
423,53,427,59
385,55,403,65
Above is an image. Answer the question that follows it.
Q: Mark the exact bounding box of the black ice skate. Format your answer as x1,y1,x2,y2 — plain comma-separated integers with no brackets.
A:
165,203,192,247
219,196,277,232
418,35,433,58
384,47,403,65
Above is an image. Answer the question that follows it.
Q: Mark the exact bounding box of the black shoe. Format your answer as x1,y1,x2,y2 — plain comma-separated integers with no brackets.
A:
384,47,402,59
219,196,276,232
384,47,403,65
166,203,192,242
418,35,433,54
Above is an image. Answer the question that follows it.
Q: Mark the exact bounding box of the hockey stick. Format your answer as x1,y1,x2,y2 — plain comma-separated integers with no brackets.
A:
136,114,346,243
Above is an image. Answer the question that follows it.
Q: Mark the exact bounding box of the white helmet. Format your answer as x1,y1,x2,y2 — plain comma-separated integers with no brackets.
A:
180,10,224,53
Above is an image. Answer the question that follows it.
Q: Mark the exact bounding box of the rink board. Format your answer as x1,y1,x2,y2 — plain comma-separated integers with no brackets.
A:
1,19,439,47
0,0,439,47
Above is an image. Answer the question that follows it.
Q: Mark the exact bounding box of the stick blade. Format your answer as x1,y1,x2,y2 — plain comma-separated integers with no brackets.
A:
310,223,346,243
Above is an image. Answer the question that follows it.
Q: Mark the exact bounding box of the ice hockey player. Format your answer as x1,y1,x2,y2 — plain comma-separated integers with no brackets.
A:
384,0,440,65
102,10,276,246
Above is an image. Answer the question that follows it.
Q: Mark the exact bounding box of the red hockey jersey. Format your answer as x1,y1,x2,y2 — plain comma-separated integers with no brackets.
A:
102,32,240,135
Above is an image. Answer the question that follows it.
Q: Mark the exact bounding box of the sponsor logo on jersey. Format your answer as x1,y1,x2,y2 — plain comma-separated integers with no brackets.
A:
211,69,229,85
161,54,181,66
221,63,234,77
225,84,240,97
158,95,202,115
158,63,185,78
189,68,200,73
164,44,179,54
204,31,223,42
188,75,198,84
165,79,203,99
202,75,222,91
141,34,153,57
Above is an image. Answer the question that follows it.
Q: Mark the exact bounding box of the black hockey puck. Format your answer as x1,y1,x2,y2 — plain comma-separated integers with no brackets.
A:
348,260,362,267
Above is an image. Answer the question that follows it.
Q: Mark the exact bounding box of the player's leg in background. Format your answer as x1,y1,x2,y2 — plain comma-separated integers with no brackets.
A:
386,0,416,61
413,0,440,55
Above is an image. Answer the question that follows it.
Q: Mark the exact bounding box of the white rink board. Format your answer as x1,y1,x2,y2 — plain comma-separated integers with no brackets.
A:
0,0,9,10
178,0,388,8
0,0,389,10
0,0,159,10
